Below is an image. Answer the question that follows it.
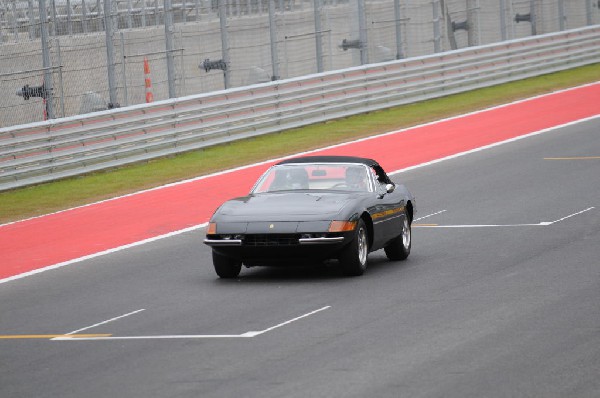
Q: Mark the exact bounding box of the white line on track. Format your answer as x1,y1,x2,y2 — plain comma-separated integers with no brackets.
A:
243,305,331,337
550,207,595,224
415,210,447,221
415,207,595,228
60,309,146,337
52,306,330,341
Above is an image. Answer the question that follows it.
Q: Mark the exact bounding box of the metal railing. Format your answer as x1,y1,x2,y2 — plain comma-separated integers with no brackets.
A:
1,25,599,191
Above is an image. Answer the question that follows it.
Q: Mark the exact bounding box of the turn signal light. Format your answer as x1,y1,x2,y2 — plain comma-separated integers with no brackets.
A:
207,222,217,235
328,220,357,232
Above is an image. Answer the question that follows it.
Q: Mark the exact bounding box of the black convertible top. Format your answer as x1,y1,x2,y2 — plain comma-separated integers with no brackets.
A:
277,156,379,167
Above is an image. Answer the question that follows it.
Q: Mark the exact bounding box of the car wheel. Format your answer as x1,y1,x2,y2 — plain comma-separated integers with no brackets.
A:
340,219,369,276
384,211,411,261
212,251,242,278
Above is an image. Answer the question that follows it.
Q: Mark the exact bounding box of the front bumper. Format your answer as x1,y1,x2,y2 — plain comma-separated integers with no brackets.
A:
204,236,344,246
204,232,352,261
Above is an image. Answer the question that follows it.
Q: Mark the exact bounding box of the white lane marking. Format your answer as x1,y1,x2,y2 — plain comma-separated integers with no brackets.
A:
242,306,331,337
0,224,207,285
54,334,244,341
415,210,447,221
414,207,595,228
60,309,146,337
549,207,595,224
52,306,331,341
3,82,598,229
417,223,547,228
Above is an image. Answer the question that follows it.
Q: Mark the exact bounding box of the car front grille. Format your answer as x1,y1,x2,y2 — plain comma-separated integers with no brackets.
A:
243,234,300,247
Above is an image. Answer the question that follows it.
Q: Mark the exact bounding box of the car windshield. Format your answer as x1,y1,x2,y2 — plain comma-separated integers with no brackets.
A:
251,163,373,193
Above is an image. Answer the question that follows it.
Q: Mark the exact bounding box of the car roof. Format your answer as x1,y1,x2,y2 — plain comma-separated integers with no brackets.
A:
276,156,380,167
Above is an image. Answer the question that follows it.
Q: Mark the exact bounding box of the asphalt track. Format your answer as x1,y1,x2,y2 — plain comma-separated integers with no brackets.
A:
1,111,598,398
1,82,599,282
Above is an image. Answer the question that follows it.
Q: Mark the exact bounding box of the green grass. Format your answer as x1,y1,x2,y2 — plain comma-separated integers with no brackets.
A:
1,64,599,224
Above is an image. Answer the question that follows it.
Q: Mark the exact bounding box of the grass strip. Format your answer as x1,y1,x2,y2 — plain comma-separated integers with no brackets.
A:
1,64,599,224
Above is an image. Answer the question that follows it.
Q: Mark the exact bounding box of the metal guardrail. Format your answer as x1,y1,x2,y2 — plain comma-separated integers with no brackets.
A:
1,25,600,191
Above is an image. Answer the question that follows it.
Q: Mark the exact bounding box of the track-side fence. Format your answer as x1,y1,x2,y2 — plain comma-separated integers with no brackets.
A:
1,25,599,191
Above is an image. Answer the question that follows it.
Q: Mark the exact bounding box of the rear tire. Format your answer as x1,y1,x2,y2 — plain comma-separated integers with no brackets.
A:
384,211,411,261
212,251,242,278
340,219,369,276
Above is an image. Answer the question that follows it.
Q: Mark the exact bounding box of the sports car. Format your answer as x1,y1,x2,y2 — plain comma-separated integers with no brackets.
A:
204,156,415,278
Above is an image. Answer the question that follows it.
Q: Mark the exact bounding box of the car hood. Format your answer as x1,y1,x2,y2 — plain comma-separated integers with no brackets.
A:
213,192,363,222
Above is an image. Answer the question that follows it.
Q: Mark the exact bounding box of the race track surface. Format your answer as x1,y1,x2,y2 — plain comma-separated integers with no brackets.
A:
1,84,599,398
0,113,600,398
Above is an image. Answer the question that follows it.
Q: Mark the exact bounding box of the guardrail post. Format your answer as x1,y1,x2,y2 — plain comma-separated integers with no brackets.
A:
38,0,55,120
314,0,324,72
165,0,177,98
499,0,508,41
557,0,565,31
357,0,368,64
268,0,280,80
586,0,593,26
394,0,404,59
433,0,442,53
219,0,232,89
529,0,537,36
466,0,478,46
104,0,118,107
120,32,129,106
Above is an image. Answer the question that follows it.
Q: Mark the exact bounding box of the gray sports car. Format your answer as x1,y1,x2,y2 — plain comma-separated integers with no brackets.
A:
204,156,415,278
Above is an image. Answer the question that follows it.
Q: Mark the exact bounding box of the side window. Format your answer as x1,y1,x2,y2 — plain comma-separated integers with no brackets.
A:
373,166,391,185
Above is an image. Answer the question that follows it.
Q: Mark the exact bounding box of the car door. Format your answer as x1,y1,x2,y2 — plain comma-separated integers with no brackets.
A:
368,167,405,250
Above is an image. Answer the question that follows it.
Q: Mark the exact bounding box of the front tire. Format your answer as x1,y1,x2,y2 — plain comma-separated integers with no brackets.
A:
340,219,369,276
212,251,242,278
384,211,411,261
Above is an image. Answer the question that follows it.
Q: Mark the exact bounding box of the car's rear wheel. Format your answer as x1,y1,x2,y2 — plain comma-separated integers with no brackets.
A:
212,251,242,278
384,211,411,261
340,219,369,276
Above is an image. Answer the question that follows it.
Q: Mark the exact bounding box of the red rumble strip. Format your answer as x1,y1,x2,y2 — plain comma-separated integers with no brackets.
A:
1,83,598,280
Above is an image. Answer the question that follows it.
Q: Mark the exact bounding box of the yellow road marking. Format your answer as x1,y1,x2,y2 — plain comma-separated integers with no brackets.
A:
413,223,438,227
544,156,600,160
0,334,112,340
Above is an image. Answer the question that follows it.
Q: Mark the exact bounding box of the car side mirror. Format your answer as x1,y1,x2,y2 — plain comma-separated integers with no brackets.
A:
377,183,395,199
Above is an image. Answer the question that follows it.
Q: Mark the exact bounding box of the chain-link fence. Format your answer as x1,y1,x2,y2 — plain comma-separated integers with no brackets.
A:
1,0,598,128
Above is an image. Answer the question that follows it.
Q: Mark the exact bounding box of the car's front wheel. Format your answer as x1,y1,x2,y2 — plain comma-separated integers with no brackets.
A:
212,251,242,278
339,219,369,276
384,211,411,261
